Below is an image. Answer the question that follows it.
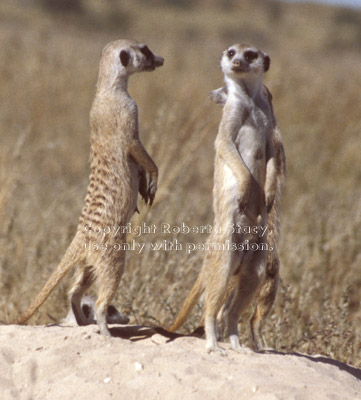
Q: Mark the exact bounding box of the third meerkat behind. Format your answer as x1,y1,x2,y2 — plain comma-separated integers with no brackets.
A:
169,44,285,353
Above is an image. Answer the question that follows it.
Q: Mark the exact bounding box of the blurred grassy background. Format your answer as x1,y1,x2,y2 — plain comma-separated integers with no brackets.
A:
0,0,360,366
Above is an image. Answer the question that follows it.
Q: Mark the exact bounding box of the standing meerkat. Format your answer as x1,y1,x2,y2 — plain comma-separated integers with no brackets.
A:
169,44,285,353
12,39,164,336
210,83,286,351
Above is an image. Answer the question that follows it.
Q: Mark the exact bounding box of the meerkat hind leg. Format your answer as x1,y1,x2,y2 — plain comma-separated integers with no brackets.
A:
227,252,267,352
217,282,237,342
204,251,238,354
250,255,279,351
205,316,226,355
69,266,95,326
95,254,125,336
95,283,122,336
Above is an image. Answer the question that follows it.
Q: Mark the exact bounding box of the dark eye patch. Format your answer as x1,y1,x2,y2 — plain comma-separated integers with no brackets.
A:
244,50,258,62
227,49,235,59
140,45,154,59
264,55,270,72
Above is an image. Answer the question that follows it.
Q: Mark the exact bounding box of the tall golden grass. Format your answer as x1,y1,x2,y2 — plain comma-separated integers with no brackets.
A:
0,0,360,366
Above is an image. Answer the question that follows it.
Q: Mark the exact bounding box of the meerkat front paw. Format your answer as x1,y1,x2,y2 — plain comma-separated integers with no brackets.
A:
265,191,275,212
148,175,157,206
138,167,149,204
238,181,251,212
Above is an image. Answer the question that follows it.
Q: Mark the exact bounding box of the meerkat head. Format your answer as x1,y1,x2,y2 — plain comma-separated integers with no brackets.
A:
97,39,164,89
118,41,164,74
220,44,270,79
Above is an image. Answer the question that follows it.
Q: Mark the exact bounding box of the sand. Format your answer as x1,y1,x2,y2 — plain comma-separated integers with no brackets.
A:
0,324,360,400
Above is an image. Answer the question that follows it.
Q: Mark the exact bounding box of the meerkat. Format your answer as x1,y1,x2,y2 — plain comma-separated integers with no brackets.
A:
12,39,164,336
169,44,285,353
61,295,129,326
210,83,286,350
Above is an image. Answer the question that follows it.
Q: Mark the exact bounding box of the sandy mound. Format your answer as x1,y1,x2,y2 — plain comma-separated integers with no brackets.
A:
0,324,360,400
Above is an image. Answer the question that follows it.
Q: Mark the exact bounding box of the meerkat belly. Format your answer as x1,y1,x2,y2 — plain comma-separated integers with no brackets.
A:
213,157,239,218
78,154,139,233
237,123,267,219
213,123,267,222
110,156,139,222
236,125,266,184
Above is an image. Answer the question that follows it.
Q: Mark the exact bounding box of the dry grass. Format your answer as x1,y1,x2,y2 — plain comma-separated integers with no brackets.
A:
0,0,360,367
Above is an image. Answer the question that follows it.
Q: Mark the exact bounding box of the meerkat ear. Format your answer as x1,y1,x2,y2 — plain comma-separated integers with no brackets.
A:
264,55,271,72
119,50,130,67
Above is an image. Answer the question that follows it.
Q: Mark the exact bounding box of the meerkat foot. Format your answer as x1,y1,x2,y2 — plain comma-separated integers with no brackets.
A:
206,344,227,356
252,333,272,352
230,341,251,355
98,323,111,337
95,303,111,336
206,338,227,355
229,334,243,351
261,347,275,353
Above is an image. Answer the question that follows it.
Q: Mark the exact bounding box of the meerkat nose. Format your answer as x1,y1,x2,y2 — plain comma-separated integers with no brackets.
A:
154,56,164,67
232,59,241,66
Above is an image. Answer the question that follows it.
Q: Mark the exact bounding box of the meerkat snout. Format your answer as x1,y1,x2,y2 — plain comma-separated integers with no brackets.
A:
138,44,164,70
118,43,164,73
154,56,164,67
231,58,249,73
152,54,164,67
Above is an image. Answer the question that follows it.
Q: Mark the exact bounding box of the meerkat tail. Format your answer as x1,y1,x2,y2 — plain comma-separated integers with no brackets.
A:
13,239,80,325
168,275,204,332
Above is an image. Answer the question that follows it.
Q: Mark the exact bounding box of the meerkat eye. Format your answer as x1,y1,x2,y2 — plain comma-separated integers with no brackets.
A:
227,49,235,58
140,45,153,59
244,51,258,62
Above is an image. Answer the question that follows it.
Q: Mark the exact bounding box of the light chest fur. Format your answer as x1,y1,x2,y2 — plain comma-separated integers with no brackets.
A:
214,90,272,221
